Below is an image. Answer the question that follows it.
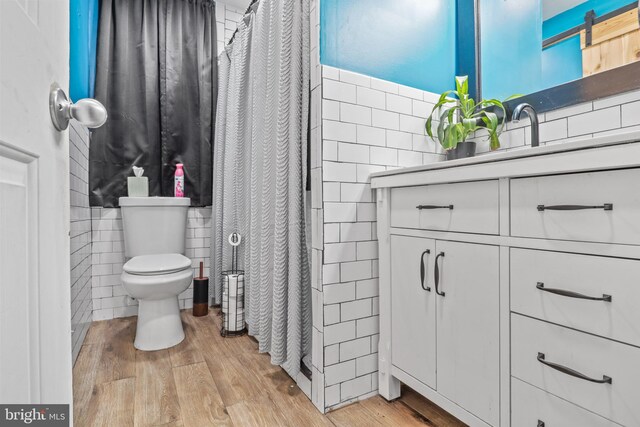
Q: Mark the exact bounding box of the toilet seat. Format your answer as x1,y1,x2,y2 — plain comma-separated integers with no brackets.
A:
123,253,192,276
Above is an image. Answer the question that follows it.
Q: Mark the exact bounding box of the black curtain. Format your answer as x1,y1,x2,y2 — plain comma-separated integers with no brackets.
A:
90,0,217,207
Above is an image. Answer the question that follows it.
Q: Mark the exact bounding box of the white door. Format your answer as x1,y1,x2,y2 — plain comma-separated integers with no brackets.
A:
0,0,72,406
435,240,500,426
390,235,436,389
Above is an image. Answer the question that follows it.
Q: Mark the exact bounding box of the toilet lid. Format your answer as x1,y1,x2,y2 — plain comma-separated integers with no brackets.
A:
123,254,192,276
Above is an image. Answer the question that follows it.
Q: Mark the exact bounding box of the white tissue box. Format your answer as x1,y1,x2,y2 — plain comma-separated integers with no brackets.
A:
127,177,149,197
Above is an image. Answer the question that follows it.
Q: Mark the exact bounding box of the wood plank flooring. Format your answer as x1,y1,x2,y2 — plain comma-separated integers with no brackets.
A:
73,309,466,427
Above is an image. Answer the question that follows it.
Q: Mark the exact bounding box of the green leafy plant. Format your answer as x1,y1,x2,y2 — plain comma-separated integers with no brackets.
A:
426,76,513,152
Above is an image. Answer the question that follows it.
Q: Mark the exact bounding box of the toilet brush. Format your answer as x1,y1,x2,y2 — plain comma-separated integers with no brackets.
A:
193,261,209,317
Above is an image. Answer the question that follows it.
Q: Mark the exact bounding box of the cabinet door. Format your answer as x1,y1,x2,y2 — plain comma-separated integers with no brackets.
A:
435,240,500,426
390,235,436,389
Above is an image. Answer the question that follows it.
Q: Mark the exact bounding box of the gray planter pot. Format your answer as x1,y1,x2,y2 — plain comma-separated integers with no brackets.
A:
446,141,476,160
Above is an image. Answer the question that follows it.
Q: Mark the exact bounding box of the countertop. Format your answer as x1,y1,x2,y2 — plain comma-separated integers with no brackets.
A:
370,130,640,182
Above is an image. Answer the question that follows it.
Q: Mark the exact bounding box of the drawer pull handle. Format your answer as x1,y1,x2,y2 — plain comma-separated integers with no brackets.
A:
536,282,612,302
416,204,454,210
420,249,431,292
434,252,445,297
537,204,613,212
537,352,612,384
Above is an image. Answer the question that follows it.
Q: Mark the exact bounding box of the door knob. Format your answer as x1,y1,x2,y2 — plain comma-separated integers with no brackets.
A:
49,82,108,131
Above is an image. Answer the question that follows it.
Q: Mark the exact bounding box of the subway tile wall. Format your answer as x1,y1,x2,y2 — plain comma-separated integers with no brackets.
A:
309,0,324,412
216,1,245,55
69,121,93,364
90,207,212,321
310,58,446,411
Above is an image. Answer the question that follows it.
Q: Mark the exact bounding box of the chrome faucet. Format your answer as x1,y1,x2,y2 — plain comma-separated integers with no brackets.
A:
512,103,540,147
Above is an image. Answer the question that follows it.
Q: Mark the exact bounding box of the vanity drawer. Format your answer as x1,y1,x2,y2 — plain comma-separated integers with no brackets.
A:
512,377,620,427
510,168,640,244
512,314,640,427
511,248,640,347
390,180,499,234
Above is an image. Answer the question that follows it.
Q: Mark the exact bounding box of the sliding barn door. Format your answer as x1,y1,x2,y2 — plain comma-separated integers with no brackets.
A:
581,8,640,76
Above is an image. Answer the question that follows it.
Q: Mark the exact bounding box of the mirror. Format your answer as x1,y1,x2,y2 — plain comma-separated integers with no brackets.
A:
480,0,640,100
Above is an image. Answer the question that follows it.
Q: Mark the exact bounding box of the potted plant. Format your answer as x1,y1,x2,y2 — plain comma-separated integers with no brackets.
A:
426,76,512,160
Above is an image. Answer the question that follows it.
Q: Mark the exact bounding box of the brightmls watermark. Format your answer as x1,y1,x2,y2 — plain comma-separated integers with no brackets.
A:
0,405,69,426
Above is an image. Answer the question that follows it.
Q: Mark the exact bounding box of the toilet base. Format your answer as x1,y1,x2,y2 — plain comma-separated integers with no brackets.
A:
134,296,185,351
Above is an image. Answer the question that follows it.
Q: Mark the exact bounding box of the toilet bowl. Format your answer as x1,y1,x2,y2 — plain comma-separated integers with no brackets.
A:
122,253,193,350
119,197,193,351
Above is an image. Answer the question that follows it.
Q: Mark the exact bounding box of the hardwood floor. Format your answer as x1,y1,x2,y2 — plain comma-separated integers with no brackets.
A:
73,309,466,427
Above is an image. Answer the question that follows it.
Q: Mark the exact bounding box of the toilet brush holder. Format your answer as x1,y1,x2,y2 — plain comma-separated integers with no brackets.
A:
193,261,208,317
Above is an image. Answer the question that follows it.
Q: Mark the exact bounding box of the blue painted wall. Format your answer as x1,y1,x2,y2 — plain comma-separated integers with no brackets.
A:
69,0,99,101
320,0,457,94
542,36,583,90
481,0,542,100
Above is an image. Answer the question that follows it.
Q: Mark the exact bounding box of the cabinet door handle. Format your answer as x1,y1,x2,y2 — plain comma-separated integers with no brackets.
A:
434,252,445,297
537,352,612,384
536,282,611,302
537,204,613,212
420,249,431,292
416,204,454,210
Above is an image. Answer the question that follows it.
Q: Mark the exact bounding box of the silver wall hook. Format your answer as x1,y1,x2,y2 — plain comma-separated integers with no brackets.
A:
49,82,108,131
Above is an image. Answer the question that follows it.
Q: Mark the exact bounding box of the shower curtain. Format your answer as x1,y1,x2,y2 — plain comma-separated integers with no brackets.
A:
212,0,311,377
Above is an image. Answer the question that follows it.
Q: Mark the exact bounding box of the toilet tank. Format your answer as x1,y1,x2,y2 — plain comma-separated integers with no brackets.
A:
119,197,191,257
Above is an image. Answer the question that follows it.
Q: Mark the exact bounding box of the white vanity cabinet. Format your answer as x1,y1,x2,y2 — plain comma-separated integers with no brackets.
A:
434,240,500,426
373,134,640,427
390,235,437,389
390,236,500,426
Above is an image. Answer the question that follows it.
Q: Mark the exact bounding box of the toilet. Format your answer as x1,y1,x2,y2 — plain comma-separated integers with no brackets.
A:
119,197,193,351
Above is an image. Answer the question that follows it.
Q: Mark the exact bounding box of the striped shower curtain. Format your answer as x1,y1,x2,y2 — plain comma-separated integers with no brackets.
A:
211,0,311,377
